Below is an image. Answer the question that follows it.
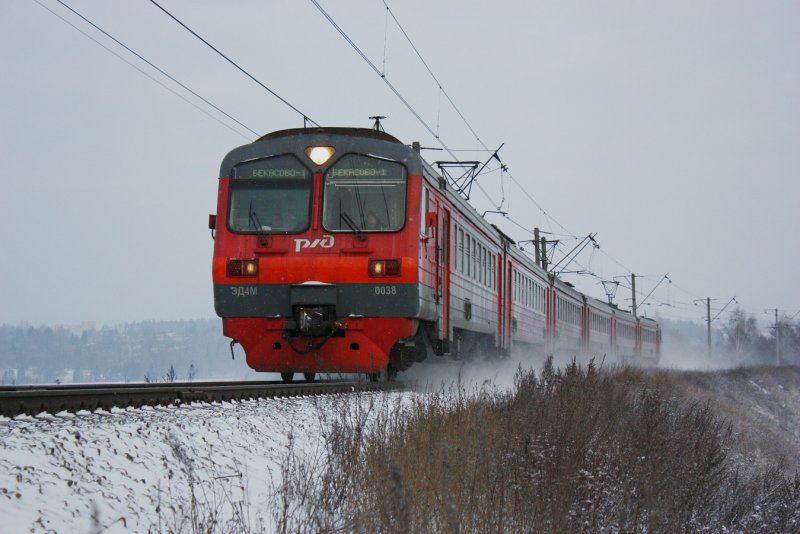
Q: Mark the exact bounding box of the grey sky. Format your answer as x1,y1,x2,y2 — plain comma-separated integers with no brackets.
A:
1,0,798,327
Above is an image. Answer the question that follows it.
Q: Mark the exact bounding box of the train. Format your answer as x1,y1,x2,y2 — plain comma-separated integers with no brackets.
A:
210,126,660,381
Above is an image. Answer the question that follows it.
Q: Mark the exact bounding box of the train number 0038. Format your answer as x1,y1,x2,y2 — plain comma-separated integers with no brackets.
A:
374,285,397,296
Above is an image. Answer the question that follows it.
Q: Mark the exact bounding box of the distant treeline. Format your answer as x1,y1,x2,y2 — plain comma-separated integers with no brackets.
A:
0,319,249,384
660,307,800,367
1,308,797,384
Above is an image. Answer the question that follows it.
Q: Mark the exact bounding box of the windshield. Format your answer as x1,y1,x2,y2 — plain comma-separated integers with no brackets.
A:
322,154,407,233
228,155,311,234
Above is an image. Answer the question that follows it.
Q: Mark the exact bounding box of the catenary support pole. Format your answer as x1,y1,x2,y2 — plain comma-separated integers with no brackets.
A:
775,308,780,366
707,297,711,361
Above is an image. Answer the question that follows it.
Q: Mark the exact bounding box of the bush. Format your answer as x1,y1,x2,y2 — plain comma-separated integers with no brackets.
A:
274,359,800,532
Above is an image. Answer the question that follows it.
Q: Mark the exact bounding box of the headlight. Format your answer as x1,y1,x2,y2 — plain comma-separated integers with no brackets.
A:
306,146,335,166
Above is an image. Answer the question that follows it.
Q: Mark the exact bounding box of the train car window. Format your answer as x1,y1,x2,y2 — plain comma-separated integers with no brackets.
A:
464,234,472,276
472,237,478,280
477,246,481,284
484,248,489,287
511,271,517,302
322,154,407,232
485,249,490,287
489,254,494,289
228,154,311,234
479,246,484,285
527,279,532,307
458,228,464,273
513,272,517,301
486,249,490,287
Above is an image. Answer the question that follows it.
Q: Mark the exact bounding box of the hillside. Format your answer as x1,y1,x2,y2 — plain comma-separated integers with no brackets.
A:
672,366,800,474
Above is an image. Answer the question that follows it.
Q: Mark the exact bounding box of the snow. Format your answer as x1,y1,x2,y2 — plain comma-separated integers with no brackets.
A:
0,394,382,533
2,362,798,531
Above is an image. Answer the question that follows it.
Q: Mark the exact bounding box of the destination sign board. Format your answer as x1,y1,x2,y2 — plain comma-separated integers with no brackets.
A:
248,168,308,178
325,154,405,181
330,168,389,177
232,155,310,180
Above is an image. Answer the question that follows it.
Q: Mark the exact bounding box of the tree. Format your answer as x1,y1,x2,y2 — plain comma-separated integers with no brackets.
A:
723,307,770,365
164,364,178,383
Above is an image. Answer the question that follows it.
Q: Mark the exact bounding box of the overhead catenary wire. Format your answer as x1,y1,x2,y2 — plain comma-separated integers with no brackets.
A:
50,0,260,139
163,3,767,325
149,0,320,128
309,0,504,211
31,0,253,141
309,0,449,154
379,2,601,247
381,0,489,150
315,0,605,252
30,3,782,330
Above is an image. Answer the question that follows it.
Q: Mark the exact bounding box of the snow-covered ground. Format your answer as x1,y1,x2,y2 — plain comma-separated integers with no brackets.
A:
0,356,530,533
2,359,798,532
0,393,379,533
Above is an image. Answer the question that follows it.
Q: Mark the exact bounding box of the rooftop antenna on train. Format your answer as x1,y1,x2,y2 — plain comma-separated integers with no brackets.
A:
370,115,386,132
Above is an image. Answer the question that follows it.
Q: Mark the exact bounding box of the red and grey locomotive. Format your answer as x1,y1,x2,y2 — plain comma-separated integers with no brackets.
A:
210,127,660,380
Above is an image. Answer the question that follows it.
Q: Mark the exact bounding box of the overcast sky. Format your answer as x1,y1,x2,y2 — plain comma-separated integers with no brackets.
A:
1,0,798,328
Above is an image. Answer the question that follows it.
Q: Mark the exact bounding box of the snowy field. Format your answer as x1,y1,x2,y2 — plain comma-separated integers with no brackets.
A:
0,393,390,533
2,357,799,532
0,356,527,533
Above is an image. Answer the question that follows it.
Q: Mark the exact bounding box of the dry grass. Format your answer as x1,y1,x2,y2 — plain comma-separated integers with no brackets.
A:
274,359,800,533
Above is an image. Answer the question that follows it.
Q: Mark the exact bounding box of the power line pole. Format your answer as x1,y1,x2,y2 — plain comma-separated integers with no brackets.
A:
692,296,735,363
770,308,780,366
694,297,714,361
541,236,549,272
706,297,711,361
631,274,637,317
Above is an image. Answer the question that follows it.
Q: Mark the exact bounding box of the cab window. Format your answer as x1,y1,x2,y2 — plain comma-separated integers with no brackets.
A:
228,155,311,234
322,154,407,233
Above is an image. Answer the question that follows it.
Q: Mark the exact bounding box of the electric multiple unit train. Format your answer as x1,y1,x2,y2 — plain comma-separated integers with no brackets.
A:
210,127,660,380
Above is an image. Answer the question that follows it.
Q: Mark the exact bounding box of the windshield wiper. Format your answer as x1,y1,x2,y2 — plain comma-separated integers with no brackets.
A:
340,211,366,242
249,201,268,247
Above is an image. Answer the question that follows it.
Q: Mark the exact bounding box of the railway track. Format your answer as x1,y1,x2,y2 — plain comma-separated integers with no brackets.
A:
0,379,400,418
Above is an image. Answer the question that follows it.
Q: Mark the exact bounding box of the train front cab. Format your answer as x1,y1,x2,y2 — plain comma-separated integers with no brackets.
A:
211,129,431,378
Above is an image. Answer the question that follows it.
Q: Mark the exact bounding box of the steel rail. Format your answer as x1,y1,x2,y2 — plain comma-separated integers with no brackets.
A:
0,380,399,418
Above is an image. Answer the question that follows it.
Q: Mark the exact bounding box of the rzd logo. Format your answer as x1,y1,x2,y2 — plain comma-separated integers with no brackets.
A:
294,234,335,252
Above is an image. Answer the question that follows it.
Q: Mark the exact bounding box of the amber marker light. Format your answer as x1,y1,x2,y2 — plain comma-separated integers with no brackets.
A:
227,259,259,277
306,146,335,166
369,259,401,277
